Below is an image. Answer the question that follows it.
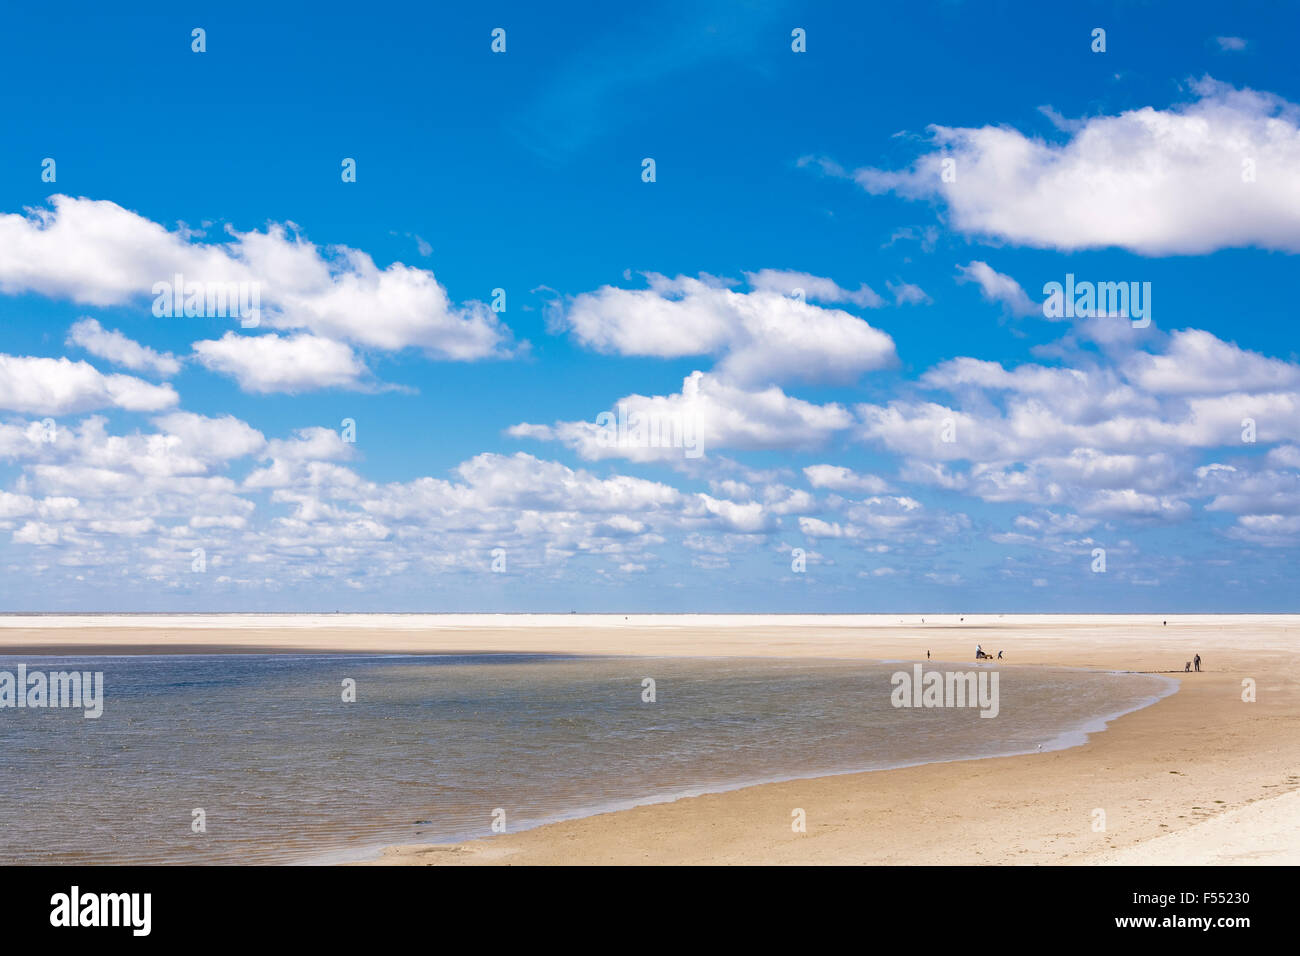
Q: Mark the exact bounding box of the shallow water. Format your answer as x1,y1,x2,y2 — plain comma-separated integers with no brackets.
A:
0,654,1173,864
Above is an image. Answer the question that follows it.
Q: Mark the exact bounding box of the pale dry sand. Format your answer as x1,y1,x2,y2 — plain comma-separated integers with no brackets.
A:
2,614,1296,865
1090,789,1300,865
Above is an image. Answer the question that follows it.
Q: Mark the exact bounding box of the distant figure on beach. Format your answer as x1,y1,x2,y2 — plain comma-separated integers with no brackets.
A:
1184,661,1191,672
927,650,930,660
997,650,1003,660
1194,654,1201,672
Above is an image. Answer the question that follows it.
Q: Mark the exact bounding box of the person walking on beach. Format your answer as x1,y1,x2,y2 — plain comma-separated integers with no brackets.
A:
997,650,1003,660
1194,654,1201,672
927,650,930,660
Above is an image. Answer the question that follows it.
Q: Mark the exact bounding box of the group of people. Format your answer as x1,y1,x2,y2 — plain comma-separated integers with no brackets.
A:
927,642,1202,672
925,646,1003,660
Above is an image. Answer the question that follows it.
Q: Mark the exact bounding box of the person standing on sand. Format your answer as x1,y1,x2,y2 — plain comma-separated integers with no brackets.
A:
927,650,930,660
1194,654,1201,672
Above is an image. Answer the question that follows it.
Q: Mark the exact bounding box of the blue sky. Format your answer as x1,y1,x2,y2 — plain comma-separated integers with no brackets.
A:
1,0,1299,611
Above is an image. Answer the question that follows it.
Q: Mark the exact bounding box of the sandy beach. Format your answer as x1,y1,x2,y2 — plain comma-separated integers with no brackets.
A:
2,614,1296,865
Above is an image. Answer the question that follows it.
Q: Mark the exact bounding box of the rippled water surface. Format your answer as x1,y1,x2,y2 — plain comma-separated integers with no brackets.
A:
0,654,1173,864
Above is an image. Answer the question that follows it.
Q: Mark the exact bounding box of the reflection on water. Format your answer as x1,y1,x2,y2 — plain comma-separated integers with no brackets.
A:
0,654,1172,864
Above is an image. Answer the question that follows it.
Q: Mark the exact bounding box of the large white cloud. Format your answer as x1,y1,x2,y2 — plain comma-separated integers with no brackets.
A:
0,196,514,359
557,272,897,387
1121,328,1300,395
841,79,1300,255
0,354,178,415
508,370,854,460
192,332,370,394
152,412,267,462
66,318,181,376
802,464,890,494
